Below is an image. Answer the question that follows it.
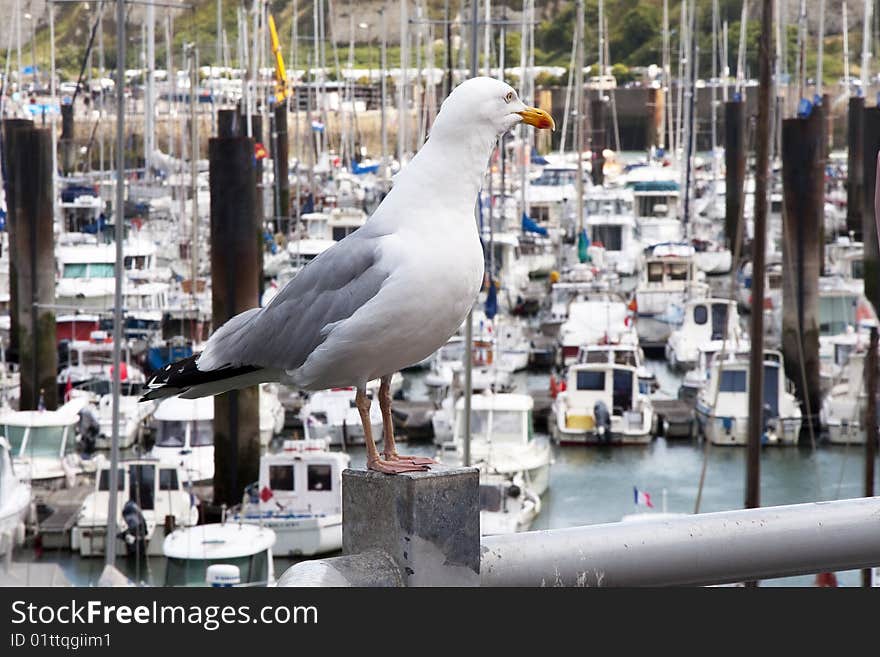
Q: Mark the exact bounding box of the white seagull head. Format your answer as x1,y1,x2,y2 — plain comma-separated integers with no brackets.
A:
430,76,555,142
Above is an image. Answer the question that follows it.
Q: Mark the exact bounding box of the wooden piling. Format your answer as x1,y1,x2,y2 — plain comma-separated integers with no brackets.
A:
847,97,864,239
724,99,746,250
273,103,290,234
781,109,824,442
209,135,261,507
589,98,606,186
7,125,58,410
1,118,34,361
862,107,880,313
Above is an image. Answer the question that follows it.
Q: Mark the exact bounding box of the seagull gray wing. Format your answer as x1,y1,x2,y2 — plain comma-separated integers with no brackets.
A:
196,229,389,372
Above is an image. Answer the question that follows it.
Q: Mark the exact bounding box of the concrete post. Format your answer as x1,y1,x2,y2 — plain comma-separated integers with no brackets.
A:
589,98,606,186
847,96,865,239
1,118,34,361
342,466,480,586
7,125,58,410
862,106,880,314
781,109,824,440
209,134,261,507
724,99,746,250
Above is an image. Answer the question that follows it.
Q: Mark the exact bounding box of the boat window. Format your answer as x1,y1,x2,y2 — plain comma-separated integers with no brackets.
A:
614,351,637,367
591,225,622,251
576,370,606,391
129,464,156,511
307,464,333,491
156,421,186,447
647,262,664,282
479,485,502,513
88,263,116,278
667,263,688,281
332,227,348,241
711,303,729,340
63,263,88,278
834,343,853,367
612,369,634,413
491,411,524,442
159,468,180,491
98,468,125,491
767,272,782,290
819,295,857,336
584,351,607,363
693,305,708,325
2,425,26,454
124,255,148,270
269,465,294,491
164,552,268,587
719,370,747,393
191,421,214,447
24,426,66,458
851,259,864,280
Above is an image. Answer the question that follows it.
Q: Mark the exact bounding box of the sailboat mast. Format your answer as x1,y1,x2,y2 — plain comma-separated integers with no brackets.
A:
399,0,409,162
817,0,825,95
843,2,851,93
861,0,872,93
146,0,156,181
575,0,584,236
380,6,388,184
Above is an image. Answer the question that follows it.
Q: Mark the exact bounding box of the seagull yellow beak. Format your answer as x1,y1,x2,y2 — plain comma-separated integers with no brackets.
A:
517,107,556,131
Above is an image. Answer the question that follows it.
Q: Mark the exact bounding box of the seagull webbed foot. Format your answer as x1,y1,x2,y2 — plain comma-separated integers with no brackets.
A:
385,453,438,466
368,458,429,474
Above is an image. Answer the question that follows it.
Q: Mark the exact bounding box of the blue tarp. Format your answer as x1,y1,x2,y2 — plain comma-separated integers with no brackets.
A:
521,212,548,236
352,162,380,175
485,279,498,320
530,147,548,166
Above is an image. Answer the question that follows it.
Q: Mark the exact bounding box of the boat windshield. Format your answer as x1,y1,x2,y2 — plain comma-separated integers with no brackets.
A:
22,426,70,458
488,411,524,443
191,421,213,447
164,551,270,587
63,263,115,278
98,468,125,491
532,169,576,186
719,370,747,393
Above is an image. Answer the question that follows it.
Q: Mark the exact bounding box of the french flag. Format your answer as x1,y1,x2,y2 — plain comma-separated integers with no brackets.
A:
633,486,654,508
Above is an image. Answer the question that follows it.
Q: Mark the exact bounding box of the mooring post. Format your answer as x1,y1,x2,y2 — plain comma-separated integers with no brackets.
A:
863,327,878,587
7,125,58,410
861,107,880,313
781,109,824,442
590,98,606,186
1,118,34,361
724,98,746,250
59,102,75,175
273,103,290,235
209,132,261,507
847,96,865,239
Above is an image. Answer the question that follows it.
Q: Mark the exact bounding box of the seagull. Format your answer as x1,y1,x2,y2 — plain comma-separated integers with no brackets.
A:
142,76,555,474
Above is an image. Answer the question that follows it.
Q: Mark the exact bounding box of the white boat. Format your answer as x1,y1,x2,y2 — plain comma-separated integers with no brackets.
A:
551,362,655,445
301,387,383,447
558,295,636,365
149,385,285,482
665,298,743,371
696,350,802,446
821,339,872,445
231,439,349,557
634,243,708,318
439,392,552,496
584,194,643,276
57,332,147,388
163,523,276,586
478,471,542,535
576,343,657,393
0,436,30,556
71,458,198,557
1,398,89,486
69,380,156,450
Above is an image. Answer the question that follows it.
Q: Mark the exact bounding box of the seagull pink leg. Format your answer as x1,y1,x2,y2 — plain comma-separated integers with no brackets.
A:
379,375,437,466
357,386,426,474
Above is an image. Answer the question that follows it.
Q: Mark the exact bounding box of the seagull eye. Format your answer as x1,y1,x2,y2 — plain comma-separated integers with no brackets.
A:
504,91,515,103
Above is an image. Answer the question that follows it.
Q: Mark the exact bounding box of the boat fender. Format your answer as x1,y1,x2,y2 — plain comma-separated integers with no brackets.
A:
507,484,521,499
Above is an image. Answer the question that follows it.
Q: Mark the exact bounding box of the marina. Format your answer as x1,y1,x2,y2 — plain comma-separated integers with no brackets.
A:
0,0,878,589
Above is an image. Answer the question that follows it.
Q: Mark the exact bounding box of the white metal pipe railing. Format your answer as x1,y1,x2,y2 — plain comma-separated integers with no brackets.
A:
480,497,880,587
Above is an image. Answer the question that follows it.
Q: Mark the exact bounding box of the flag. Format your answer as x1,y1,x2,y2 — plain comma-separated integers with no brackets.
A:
485,278,498,320
254,142,268,160
64,375,73,403
633,487,654,508
259,486,273,503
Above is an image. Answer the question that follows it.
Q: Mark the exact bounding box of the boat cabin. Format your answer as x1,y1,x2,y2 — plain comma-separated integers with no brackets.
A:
150,396,214,483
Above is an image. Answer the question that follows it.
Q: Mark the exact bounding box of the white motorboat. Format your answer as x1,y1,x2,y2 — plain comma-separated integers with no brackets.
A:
439,392,552,496
71,458,198,557
665,298,743,371
1,397,90,486
551,362,655,445
300,387,383,447
57,332,147,389
69,379,156,450
163,522,276,587
696,350,802,446
478,471,542,535
0,436,30,556
821,339,872,445
584,195,643,276
557,295,637,365
634,243,708,318
231,439,349,557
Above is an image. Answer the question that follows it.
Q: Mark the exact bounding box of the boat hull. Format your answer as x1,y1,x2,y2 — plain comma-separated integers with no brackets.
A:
235,513,342,557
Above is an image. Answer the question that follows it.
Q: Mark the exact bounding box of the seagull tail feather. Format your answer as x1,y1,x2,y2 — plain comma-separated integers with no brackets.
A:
139,354,265,402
